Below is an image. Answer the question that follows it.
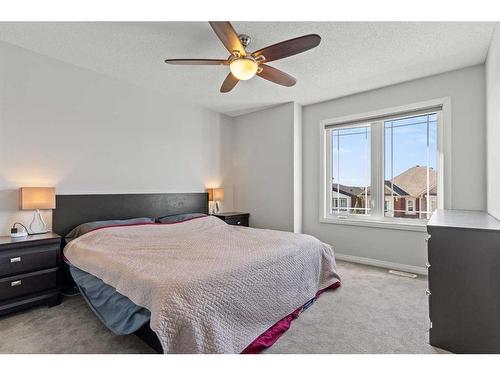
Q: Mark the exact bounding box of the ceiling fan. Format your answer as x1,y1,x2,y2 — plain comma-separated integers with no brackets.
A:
165,22,321,93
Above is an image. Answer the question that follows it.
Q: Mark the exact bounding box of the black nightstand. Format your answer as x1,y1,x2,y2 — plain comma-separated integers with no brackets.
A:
213,212,250,227
0,233,61,316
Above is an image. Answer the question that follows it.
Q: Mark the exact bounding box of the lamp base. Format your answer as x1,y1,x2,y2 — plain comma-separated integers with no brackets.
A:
29,209,49,234
31,230,49,235
211,201,220,214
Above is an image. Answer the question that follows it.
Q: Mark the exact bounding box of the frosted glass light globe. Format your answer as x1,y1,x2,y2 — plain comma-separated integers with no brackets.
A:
229,57,258,80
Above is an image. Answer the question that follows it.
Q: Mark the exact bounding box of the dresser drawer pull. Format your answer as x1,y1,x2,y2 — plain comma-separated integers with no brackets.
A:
425,290,431,296
11,280,22,287
426,262,431,269
237,221,241,225
10,256,21,263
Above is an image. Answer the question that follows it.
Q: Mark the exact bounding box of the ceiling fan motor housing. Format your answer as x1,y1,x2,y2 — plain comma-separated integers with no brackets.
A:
238,34,251,48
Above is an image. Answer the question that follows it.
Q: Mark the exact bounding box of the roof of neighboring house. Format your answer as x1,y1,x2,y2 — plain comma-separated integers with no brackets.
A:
383,180,409,196
363,181,409,197
332,183,365,198
333,166,437,199
391,165,437,197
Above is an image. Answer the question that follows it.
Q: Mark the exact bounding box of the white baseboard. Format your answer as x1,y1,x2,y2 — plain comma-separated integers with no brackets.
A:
335,253,427,276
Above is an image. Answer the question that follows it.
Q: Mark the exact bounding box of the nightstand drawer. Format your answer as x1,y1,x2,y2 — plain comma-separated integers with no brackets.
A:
0,244,59,277
0,268,57,301
225,216,249,226
214,212,250,227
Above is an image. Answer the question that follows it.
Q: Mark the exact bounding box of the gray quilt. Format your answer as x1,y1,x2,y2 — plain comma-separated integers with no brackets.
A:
63,216,340,353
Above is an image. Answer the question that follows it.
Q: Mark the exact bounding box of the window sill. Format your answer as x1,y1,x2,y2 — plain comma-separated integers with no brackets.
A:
320,215,428,232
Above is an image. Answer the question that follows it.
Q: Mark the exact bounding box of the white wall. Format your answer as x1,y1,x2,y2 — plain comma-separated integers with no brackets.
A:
303,65,486,269
0,37,490,272
486,25,500,220
0,41,232,235
230,103,298,232
293,103,303,233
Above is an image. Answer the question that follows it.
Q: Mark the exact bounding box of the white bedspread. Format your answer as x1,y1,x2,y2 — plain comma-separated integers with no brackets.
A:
63,216,340,353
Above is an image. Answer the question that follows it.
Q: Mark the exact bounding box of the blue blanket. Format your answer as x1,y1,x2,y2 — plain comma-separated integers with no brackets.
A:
69,265,151,335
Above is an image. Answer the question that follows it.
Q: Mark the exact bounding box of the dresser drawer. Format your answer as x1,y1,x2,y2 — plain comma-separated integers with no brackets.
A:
0,244,59,277
225,216,249,226
0,268,57,301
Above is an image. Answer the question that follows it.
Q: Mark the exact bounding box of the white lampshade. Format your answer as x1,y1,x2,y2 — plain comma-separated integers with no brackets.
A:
206,188,224,202
19,187,56,210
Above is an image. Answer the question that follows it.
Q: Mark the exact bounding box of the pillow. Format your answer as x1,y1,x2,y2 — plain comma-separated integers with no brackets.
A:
156,213,207,224
65,217,154,242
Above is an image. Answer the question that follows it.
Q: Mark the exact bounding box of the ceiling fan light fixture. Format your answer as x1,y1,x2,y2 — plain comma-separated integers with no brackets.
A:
229,57,258,80
166,22,321,92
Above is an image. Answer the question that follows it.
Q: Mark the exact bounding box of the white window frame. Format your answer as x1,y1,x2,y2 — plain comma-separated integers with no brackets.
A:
327,122,371,217
340,198,347,209
406,199,416,214
332,197,348,211
319,97,451,232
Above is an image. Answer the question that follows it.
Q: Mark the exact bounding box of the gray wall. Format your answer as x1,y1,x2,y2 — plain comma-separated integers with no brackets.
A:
302,65,486,269
230,103,297,231
293,103,303,233
0,41,232,235
487,25,500,220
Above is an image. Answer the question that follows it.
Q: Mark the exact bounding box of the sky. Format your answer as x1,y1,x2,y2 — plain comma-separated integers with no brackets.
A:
331,113,437,187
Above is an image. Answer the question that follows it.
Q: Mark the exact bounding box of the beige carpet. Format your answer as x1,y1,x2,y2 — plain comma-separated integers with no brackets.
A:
0,260,446,354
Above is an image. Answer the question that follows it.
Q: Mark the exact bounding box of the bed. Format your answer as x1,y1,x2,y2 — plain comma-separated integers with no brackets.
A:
53,193,340,354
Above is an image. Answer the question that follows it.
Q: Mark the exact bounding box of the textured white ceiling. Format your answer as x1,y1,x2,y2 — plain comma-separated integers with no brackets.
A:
0,22,495,116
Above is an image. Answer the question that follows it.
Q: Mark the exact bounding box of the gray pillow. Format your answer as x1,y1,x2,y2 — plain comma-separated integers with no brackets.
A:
65,217,154,242
156,213,207,224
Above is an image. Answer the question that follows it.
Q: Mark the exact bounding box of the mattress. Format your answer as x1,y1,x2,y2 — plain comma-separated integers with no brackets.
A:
69,264,150,335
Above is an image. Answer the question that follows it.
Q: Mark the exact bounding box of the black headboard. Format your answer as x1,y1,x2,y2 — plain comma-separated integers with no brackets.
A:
52,193,208,237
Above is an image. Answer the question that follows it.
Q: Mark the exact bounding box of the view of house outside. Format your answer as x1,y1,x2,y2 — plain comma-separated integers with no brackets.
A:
331,113,438,219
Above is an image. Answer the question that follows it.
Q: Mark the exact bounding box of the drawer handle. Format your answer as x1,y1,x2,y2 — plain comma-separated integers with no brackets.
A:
425,234,431,242
425,290,431,296
10,257,21,263
237,221,241,225
426,262,431,269
11,280,22,287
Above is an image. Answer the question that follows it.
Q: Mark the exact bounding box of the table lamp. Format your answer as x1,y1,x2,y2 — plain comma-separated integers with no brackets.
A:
206,188,224,214
19,187,56,234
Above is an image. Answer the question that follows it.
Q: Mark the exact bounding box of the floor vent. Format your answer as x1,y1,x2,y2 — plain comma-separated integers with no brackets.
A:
388,269,418,278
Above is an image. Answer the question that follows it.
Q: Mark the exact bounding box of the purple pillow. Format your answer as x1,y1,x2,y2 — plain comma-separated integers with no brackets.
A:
65,217,154,242
156,213,207,224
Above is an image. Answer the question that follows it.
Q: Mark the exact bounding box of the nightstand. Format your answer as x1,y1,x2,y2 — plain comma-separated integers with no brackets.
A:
213,212,250,227
0,233,61,316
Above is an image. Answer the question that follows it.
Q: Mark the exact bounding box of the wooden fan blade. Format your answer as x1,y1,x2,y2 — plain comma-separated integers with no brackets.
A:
209,22,246,56
165,59,228,65
257,64,296,87
220,73,239,93
252,34,321,63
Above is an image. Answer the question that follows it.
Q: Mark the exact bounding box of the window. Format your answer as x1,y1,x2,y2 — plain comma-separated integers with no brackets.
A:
406,199,415,214
333,197,348,211
340,198,347,209
384,198,393,213
321,101,445,228
328,125,371,216
385,113,438,219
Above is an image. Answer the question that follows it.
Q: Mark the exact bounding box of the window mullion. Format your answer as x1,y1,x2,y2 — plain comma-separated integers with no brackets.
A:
325,128,332,216
371,121,384,218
